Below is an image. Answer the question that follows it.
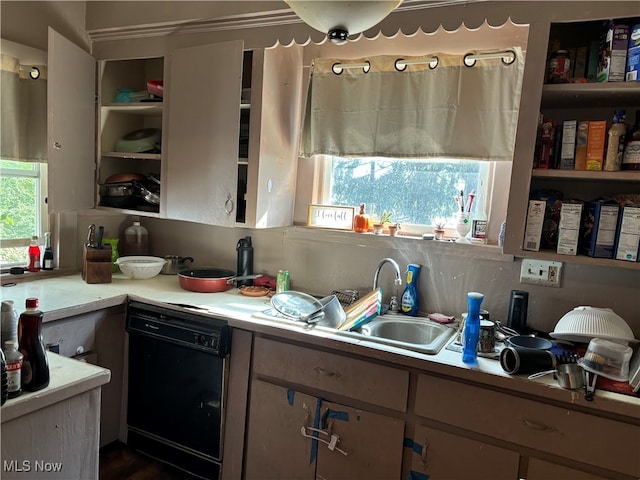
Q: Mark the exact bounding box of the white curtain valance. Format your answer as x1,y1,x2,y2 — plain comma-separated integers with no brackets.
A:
299,47,525,162
1,54,48,163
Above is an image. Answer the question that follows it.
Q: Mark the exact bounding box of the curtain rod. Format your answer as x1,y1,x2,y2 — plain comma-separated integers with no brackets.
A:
331,50,515,74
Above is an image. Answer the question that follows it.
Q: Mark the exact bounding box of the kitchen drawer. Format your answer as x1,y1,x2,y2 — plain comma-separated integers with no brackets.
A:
415,373,640,477
252,337,409,412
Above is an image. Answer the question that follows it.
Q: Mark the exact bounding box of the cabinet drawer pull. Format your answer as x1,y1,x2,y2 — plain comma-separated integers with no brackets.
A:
313,366,341,378
522,418,553,432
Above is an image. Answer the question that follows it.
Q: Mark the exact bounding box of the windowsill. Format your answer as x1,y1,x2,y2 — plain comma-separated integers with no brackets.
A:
1,268,78,286
286,225,515,263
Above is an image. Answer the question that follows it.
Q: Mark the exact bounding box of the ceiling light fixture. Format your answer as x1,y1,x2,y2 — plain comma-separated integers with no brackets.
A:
285,0,402,44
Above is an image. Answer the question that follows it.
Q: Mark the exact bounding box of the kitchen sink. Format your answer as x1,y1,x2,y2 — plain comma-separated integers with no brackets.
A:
338,314,457,355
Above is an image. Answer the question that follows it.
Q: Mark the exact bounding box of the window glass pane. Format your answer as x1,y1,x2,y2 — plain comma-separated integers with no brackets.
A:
330,158,483,225
0,175,38,240
0,160,35,172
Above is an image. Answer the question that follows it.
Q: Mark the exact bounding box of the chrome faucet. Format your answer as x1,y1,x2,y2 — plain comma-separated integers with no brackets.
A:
372,258,403,291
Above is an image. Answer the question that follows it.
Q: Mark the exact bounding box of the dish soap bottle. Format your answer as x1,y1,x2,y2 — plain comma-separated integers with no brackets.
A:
462,291,485,366
400,264,421,316
353,203,370,233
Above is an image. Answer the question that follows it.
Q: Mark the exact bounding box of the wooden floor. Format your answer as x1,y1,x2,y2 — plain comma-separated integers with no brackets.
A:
99,442,200,480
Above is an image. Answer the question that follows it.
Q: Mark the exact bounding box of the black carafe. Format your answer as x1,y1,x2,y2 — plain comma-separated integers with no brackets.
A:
236,236,254,287
507,290,529,334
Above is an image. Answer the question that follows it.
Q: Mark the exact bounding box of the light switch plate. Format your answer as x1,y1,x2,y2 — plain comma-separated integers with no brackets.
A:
520,259,563,287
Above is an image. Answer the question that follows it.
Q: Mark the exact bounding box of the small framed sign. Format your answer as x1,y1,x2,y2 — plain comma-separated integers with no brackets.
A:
307,204,355,230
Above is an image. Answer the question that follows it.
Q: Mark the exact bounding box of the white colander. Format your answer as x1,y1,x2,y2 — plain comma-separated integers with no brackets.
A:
550,306,635,343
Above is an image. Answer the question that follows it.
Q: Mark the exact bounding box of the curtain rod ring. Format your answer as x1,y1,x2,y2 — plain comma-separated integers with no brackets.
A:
502,50,516,65
463,54,476,68
395,58,407,72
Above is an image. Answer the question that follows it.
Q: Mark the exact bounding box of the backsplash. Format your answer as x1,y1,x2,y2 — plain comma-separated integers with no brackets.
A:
135,217,639,339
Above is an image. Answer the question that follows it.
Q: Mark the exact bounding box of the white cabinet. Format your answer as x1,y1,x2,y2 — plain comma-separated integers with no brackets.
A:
47,28,95,213
164,42,303,227
164,40,243,226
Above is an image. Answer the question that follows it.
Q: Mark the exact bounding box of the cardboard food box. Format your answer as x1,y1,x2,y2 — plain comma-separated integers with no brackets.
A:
586,120,607,170
597,22,630,82
626,23,640,81
559,119,577,170
579,199,620,258
523,200,546,252
614,205,640,262
557,202,583,255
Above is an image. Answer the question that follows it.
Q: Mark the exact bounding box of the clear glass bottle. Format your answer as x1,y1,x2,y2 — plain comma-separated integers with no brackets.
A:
18,298,49,392
3,340,23,399
622,109,640,170
42,232,54,270
603,109,626,172
27,236,41,272
123,221,149,256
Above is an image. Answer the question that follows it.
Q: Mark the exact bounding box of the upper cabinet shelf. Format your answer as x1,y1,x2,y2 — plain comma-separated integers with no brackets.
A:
101,104,163,115
532,169,640,181
541,83,640,108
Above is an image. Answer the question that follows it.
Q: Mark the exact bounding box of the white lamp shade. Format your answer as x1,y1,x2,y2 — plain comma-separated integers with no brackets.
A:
285,0,401,37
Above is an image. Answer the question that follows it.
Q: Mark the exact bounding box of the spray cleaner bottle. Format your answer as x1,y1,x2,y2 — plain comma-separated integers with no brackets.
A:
400,264,421,316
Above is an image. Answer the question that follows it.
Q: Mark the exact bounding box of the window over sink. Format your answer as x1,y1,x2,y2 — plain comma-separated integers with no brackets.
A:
315,155,510,238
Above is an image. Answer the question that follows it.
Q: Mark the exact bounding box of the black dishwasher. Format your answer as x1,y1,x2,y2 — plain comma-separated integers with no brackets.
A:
126,301,231,480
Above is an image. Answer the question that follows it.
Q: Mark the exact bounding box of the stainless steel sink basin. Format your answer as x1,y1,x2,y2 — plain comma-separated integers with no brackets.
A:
339,314,456,355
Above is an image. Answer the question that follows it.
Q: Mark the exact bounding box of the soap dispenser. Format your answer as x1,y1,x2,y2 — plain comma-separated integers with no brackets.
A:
400,264,421,316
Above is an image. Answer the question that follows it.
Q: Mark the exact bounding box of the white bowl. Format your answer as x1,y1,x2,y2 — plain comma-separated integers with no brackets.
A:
115,256,166,280
550,306,635,344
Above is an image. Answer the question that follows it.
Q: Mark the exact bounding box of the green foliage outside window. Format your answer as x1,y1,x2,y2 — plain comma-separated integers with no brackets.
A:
330,158,481,225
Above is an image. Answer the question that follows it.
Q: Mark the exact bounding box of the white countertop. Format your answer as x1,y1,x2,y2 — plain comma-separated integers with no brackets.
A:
2,272,639,420
1,352,111,423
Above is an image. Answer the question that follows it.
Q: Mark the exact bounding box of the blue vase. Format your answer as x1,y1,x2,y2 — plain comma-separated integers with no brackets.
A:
462,291,485,365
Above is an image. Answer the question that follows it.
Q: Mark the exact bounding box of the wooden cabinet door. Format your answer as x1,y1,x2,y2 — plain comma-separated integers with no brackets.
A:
408,424,520,480
165,40,243,226
316,400,405,480
527,457,617,480
47,27,96,213
244,380,316,480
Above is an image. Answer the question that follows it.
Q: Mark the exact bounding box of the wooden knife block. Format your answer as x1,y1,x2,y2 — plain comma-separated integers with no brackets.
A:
82,245,112,284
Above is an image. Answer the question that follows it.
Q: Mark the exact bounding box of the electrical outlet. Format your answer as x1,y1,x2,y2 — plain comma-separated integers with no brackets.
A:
520,259,563,287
